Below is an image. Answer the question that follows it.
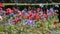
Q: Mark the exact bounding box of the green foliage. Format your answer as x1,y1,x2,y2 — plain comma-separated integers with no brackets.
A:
0,26,4,32
0,15,60,34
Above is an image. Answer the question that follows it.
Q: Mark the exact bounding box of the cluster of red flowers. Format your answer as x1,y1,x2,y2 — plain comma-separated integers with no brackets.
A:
5,7,48,24
0,5,59,25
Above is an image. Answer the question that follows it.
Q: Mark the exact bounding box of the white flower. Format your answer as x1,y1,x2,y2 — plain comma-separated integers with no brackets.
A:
0,16,3,21
55,5,59,8
39,4,44,8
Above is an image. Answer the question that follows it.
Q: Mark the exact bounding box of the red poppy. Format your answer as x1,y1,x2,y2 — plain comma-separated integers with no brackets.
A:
36,13,39,16
6,8,12,15
29,13,33,17
34,14,36,18
13,19,17,25
26,15,29,19
33,13,40,20
0,3,4,7
34,13,39,18
53,21,58,25
35,17,40,21
13,18,20,25
37,8,41,12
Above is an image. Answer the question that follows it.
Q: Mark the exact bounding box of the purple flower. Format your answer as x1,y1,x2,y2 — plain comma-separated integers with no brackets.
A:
24,13,28,16
0,11,5,16
28,11,31,14
2,23,7,27
19,17,23,21
24,20,35,26
8,20,14,25
9,13,14,17
49,8,54,13
47,8,54,17
34,11,36,13
22,10,26,14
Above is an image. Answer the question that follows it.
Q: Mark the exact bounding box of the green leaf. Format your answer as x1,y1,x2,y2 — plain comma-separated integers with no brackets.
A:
0,26,4,32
